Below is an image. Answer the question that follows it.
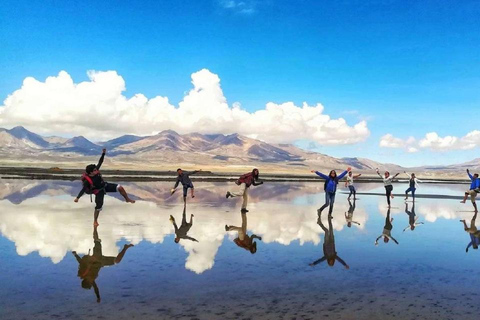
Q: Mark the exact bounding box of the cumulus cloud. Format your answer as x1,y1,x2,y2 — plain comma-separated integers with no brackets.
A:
379,130,480,152
0,69,370,144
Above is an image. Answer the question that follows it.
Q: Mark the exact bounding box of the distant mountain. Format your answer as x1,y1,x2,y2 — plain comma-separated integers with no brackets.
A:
54,136,103,155
0,126,477,174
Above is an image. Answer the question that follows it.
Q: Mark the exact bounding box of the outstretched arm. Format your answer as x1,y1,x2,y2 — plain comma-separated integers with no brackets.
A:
312,170,329,180
72,251,82,264
183,236,199,242
92,281,101,303
375,235,382,245
337,170,349,180
336,256,349,269
309,256,327,266
354,174,362,179
390,236,399,244
467,169,473,180
173,176,180,189
75,180,89,200
252,180,264,186
96,149,106,170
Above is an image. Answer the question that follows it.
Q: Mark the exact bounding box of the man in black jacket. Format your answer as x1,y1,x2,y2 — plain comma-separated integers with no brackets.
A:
74,149,135,226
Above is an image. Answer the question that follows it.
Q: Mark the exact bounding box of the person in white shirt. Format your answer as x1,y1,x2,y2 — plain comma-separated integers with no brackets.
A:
345,171,362,200
376,168,400,207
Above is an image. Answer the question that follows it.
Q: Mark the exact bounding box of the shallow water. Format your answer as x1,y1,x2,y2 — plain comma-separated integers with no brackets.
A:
0,180,479,320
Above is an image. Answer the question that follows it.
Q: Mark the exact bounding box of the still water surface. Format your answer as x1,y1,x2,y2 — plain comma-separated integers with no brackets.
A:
0,180,479,320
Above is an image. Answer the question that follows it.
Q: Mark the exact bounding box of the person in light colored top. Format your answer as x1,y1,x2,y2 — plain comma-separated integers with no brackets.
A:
375,208,399,245
404,171,422,201
376,168,400,207
345,199,360,228
403,202,424,232
345,171,362,200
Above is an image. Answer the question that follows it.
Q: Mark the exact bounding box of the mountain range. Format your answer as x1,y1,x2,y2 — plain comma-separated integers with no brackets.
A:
0,126,477,175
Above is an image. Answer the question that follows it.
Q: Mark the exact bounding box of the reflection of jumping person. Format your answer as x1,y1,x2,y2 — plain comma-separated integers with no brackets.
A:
376,169,400,208
171,168,201,202
226,169,263,213
403,202,424,232
345,171,362,200
225,210,262,254
460,212,480,253
169,204,198,243
375,209,399,245
74,149,135,226
71,225,133,303
404,171,422,201
460,169,480,212
345,199,360,228
312,167,351,215
310,211,349,269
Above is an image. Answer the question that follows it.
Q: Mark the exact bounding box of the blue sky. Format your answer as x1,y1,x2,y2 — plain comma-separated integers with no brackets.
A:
1,0,479,166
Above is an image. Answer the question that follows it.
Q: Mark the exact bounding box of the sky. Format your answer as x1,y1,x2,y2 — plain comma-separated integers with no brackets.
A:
0,0,479,167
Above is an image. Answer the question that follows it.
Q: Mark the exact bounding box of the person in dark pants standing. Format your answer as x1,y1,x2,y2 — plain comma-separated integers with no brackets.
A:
311,167,351,215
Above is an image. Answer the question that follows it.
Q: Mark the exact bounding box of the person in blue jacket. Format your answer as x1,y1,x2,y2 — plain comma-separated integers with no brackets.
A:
460,169,480,212
311,167,351,215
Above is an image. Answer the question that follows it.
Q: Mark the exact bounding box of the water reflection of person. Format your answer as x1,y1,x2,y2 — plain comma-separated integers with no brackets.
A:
169,203,198,243
225,210,262,254
345,199,360,228
72,225,134,303
310,211,349,269
460,211,480,252
375,209,399,245
403,202,424,232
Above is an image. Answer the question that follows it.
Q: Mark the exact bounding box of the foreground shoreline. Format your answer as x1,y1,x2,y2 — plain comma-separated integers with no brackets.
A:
0,166,472,184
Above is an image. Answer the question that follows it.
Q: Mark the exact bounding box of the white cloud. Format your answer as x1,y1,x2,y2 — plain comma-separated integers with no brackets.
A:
0,69,370,144
379,130,480,152
218,0,257,14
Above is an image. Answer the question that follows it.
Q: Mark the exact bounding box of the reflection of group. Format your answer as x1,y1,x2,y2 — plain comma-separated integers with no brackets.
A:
69,149,480,290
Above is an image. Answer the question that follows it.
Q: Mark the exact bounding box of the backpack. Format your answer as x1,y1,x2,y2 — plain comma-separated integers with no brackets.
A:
81,172,102,195
324,177,339,191
236,172,252,186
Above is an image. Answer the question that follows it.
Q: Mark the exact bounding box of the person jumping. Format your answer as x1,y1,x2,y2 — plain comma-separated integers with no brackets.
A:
376,168,400,208
226,169,263,213
171,168,201,202
74,149,135,226
345,171,362,200
404,171,422,201
460,169,480,212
